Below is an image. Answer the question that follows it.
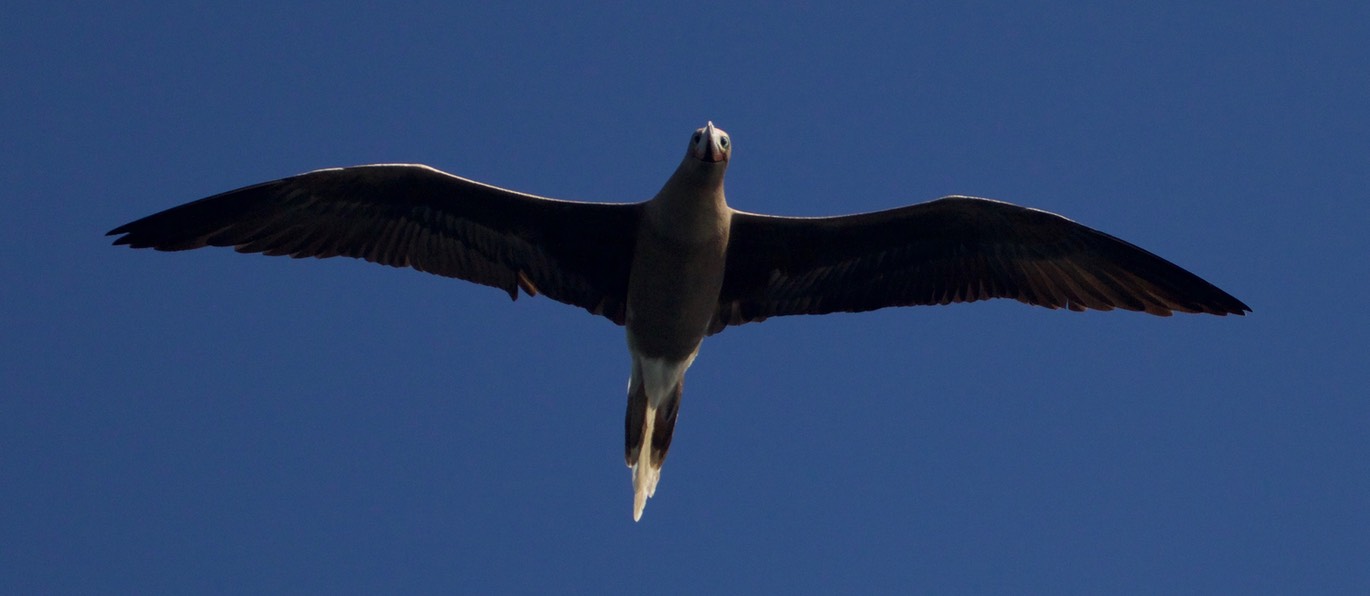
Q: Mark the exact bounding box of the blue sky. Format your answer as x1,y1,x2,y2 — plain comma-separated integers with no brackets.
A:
4,2,1367,593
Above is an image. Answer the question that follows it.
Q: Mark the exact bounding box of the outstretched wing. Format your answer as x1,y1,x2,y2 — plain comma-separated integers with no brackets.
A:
109,164,641,324
714,196,1248,329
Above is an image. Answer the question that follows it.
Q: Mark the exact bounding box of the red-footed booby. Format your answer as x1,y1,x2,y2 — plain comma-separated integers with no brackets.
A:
108,122,1249,521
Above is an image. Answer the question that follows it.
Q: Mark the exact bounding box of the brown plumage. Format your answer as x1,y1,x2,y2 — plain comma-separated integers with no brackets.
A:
109,165,641,322
714,197,1248,329
108,123,1248,521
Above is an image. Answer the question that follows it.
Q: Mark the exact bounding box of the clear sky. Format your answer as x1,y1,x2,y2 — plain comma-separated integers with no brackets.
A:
4,2,1367,594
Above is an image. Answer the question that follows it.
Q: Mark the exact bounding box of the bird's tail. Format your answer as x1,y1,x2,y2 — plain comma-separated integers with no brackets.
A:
625,368,682,521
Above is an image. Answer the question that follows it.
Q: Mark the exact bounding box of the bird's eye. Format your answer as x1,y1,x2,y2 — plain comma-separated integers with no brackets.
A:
692,133,701,144
720,137,730,148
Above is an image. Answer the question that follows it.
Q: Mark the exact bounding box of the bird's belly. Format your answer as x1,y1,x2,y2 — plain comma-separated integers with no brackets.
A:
625,234,727,360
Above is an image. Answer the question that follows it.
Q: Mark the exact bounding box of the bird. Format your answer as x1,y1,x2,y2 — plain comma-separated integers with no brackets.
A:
108,121,1250,521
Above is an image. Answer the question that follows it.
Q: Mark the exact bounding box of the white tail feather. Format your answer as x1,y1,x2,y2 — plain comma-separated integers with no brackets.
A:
631,404,661,521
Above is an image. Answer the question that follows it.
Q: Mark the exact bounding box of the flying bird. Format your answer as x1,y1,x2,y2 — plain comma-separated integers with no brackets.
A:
108,122,1250,521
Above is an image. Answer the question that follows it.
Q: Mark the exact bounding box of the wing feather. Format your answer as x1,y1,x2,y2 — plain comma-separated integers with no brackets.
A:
714,196,1248,330
109,164,641,323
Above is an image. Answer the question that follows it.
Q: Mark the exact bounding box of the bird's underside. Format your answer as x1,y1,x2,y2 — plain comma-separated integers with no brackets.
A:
108,122,1249,521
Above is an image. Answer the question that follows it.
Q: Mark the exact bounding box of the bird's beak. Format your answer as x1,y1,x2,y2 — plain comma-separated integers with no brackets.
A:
694,121,726,163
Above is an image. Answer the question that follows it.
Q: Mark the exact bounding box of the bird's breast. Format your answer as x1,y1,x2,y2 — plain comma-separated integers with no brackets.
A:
625,225,729,360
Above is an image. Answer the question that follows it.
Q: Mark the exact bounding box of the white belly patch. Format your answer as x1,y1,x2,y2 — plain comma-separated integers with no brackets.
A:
637,353,697,407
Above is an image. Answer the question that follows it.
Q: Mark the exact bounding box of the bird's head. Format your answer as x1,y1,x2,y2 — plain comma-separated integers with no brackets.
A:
658,122,731,199
688,121,731,164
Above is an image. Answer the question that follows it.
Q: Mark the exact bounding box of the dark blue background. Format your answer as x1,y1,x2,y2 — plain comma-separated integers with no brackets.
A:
4,3,1365,593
